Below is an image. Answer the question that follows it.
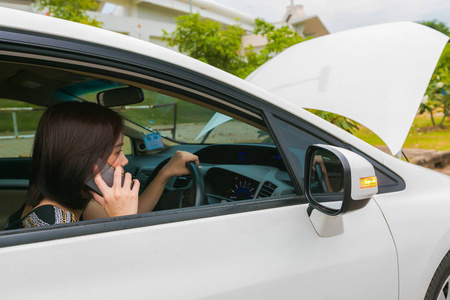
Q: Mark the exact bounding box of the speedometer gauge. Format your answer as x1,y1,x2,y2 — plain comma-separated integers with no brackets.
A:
227,179,255,200
206,168,260,201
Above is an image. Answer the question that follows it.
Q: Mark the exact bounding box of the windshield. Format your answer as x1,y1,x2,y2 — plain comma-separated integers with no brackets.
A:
120,90,271,145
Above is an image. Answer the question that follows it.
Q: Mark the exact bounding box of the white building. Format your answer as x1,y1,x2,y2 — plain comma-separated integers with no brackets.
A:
93,0,257,46
0,0,328,48
243,4,329,53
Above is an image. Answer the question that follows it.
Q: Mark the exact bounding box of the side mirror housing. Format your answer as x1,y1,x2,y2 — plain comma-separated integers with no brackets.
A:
304,144,378,217
97,86,144,107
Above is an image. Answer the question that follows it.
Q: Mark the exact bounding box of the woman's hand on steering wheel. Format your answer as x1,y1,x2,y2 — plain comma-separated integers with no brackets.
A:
148,151,205,210
159,151,200,180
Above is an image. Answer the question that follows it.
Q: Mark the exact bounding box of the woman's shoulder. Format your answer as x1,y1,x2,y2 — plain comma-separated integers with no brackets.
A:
5,205,77,230
24,205,78,227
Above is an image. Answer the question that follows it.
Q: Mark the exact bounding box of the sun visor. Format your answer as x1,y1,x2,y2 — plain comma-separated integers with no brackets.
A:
246,22,448,155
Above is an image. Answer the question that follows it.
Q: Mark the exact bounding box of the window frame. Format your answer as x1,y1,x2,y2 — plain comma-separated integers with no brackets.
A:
0,28,304,247
265,111,406,195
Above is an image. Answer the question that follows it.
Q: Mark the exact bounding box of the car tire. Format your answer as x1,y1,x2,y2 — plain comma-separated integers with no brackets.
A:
424,250,450,300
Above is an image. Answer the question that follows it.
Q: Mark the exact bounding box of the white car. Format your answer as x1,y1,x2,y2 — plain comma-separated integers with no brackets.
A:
0,7,449,300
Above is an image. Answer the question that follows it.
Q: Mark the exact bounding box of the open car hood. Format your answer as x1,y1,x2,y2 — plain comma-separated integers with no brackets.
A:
246,22,448,155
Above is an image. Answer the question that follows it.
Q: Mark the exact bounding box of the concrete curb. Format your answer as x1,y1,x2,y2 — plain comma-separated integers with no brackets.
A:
410,150,450,169
376,146,450,175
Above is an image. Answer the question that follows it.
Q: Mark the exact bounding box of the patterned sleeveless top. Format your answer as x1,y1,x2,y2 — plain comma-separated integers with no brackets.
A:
4,205,77,230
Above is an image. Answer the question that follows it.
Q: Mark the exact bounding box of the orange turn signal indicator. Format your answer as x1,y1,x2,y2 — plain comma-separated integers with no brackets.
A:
360,176,377,189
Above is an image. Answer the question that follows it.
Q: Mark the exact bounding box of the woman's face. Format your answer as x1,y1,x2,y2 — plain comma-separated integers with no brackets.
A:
107,134,128,168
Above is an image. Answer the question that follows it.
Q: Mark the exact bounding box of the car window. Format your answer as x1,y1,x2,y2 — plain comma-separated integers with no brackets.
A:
272,115,404,194
0,60,299,234
0,56,312,245
270,116,326,191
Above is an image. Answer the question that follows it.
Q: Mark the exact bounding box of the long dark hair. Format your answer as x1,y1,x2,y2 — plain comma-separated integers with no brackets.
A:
26,101,124,210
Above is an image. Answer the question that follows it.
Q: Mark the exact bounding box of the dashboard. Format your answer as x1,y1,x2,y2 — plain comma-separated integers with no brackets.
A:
195,144,286,169
131,144,296,205
202,164,293,203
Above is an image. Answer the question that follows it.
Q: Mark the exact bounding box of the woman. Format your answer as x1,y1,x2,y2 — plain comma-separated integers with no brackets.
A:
5,101,198,229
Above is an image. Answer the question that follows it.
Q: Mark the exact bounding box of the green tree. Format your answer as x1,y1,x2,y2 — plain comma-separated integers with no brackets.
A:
420,19,450,36
253,19,307,58
163,14,308,78
162,13,246,76
419,20,450,128
163,13,358,133
35,0,102,27
419,43,450,128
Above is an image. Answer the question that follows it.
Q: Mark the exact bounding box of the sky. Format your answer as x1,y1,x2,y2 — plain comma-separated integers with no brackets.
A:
213,0,450,33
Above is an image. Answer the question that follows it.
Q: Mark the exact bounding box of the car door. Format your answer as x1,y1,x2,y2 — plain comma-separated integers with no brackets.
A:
0,174,398,300
1,203,398,300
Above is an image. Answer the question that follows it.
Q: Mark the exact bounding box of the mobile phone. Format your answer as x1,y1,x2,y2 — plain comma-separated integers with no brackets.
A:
86,162,132,197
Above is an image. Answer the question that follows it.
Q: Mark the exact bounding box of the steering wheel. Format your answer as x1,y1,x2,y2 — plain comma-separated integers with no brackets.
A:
143,159,206,210
185,161,206,206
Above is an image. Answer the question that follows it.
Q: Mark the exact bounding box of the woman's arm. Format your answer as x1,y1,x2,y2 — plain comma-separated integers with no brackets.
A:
82,200,108,220
138,151,199,213
313,155,333,193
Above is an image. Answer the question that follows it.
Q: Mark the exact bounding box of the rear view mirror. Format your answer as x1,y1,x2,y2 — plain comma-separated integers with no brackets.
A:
97,86,144,107
305,144,378,216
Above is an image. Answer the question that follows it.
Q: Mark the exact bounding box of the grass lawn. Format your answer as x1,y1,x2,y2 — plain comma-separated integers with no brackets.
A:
353,113,450,151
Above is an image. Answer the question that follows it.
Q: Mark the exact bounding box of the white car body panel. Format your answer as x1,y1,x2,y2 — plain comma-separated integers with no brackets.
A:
372,158,450,300
0,201,397,300
0,7,449,300
246,22,449,155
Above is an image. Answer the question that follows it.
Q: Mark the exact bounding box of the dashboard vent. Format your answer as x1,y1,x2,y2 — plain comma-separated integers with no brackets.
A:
173,175,192,188
282,180,293,187
257,181,278,198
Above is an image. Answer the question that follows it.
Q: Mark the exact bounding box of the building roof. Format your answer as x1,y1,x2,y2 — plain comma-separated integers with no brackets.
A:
291,15,329,37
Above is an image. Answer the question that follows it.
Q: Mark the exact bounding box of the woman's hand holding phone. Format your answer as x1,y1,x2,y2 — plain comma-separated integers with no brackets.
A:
90,165,140,217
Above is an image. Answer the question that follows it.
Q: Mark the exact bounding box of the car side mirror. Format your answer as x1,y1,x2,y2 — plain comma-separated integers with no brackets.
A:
97,86,144,107
304,145,378,237
305,144,378,216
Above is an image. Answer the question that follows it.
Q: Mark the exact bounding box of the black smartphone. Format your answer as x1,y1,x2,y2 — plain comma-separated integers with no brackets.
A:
86,162,132,197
